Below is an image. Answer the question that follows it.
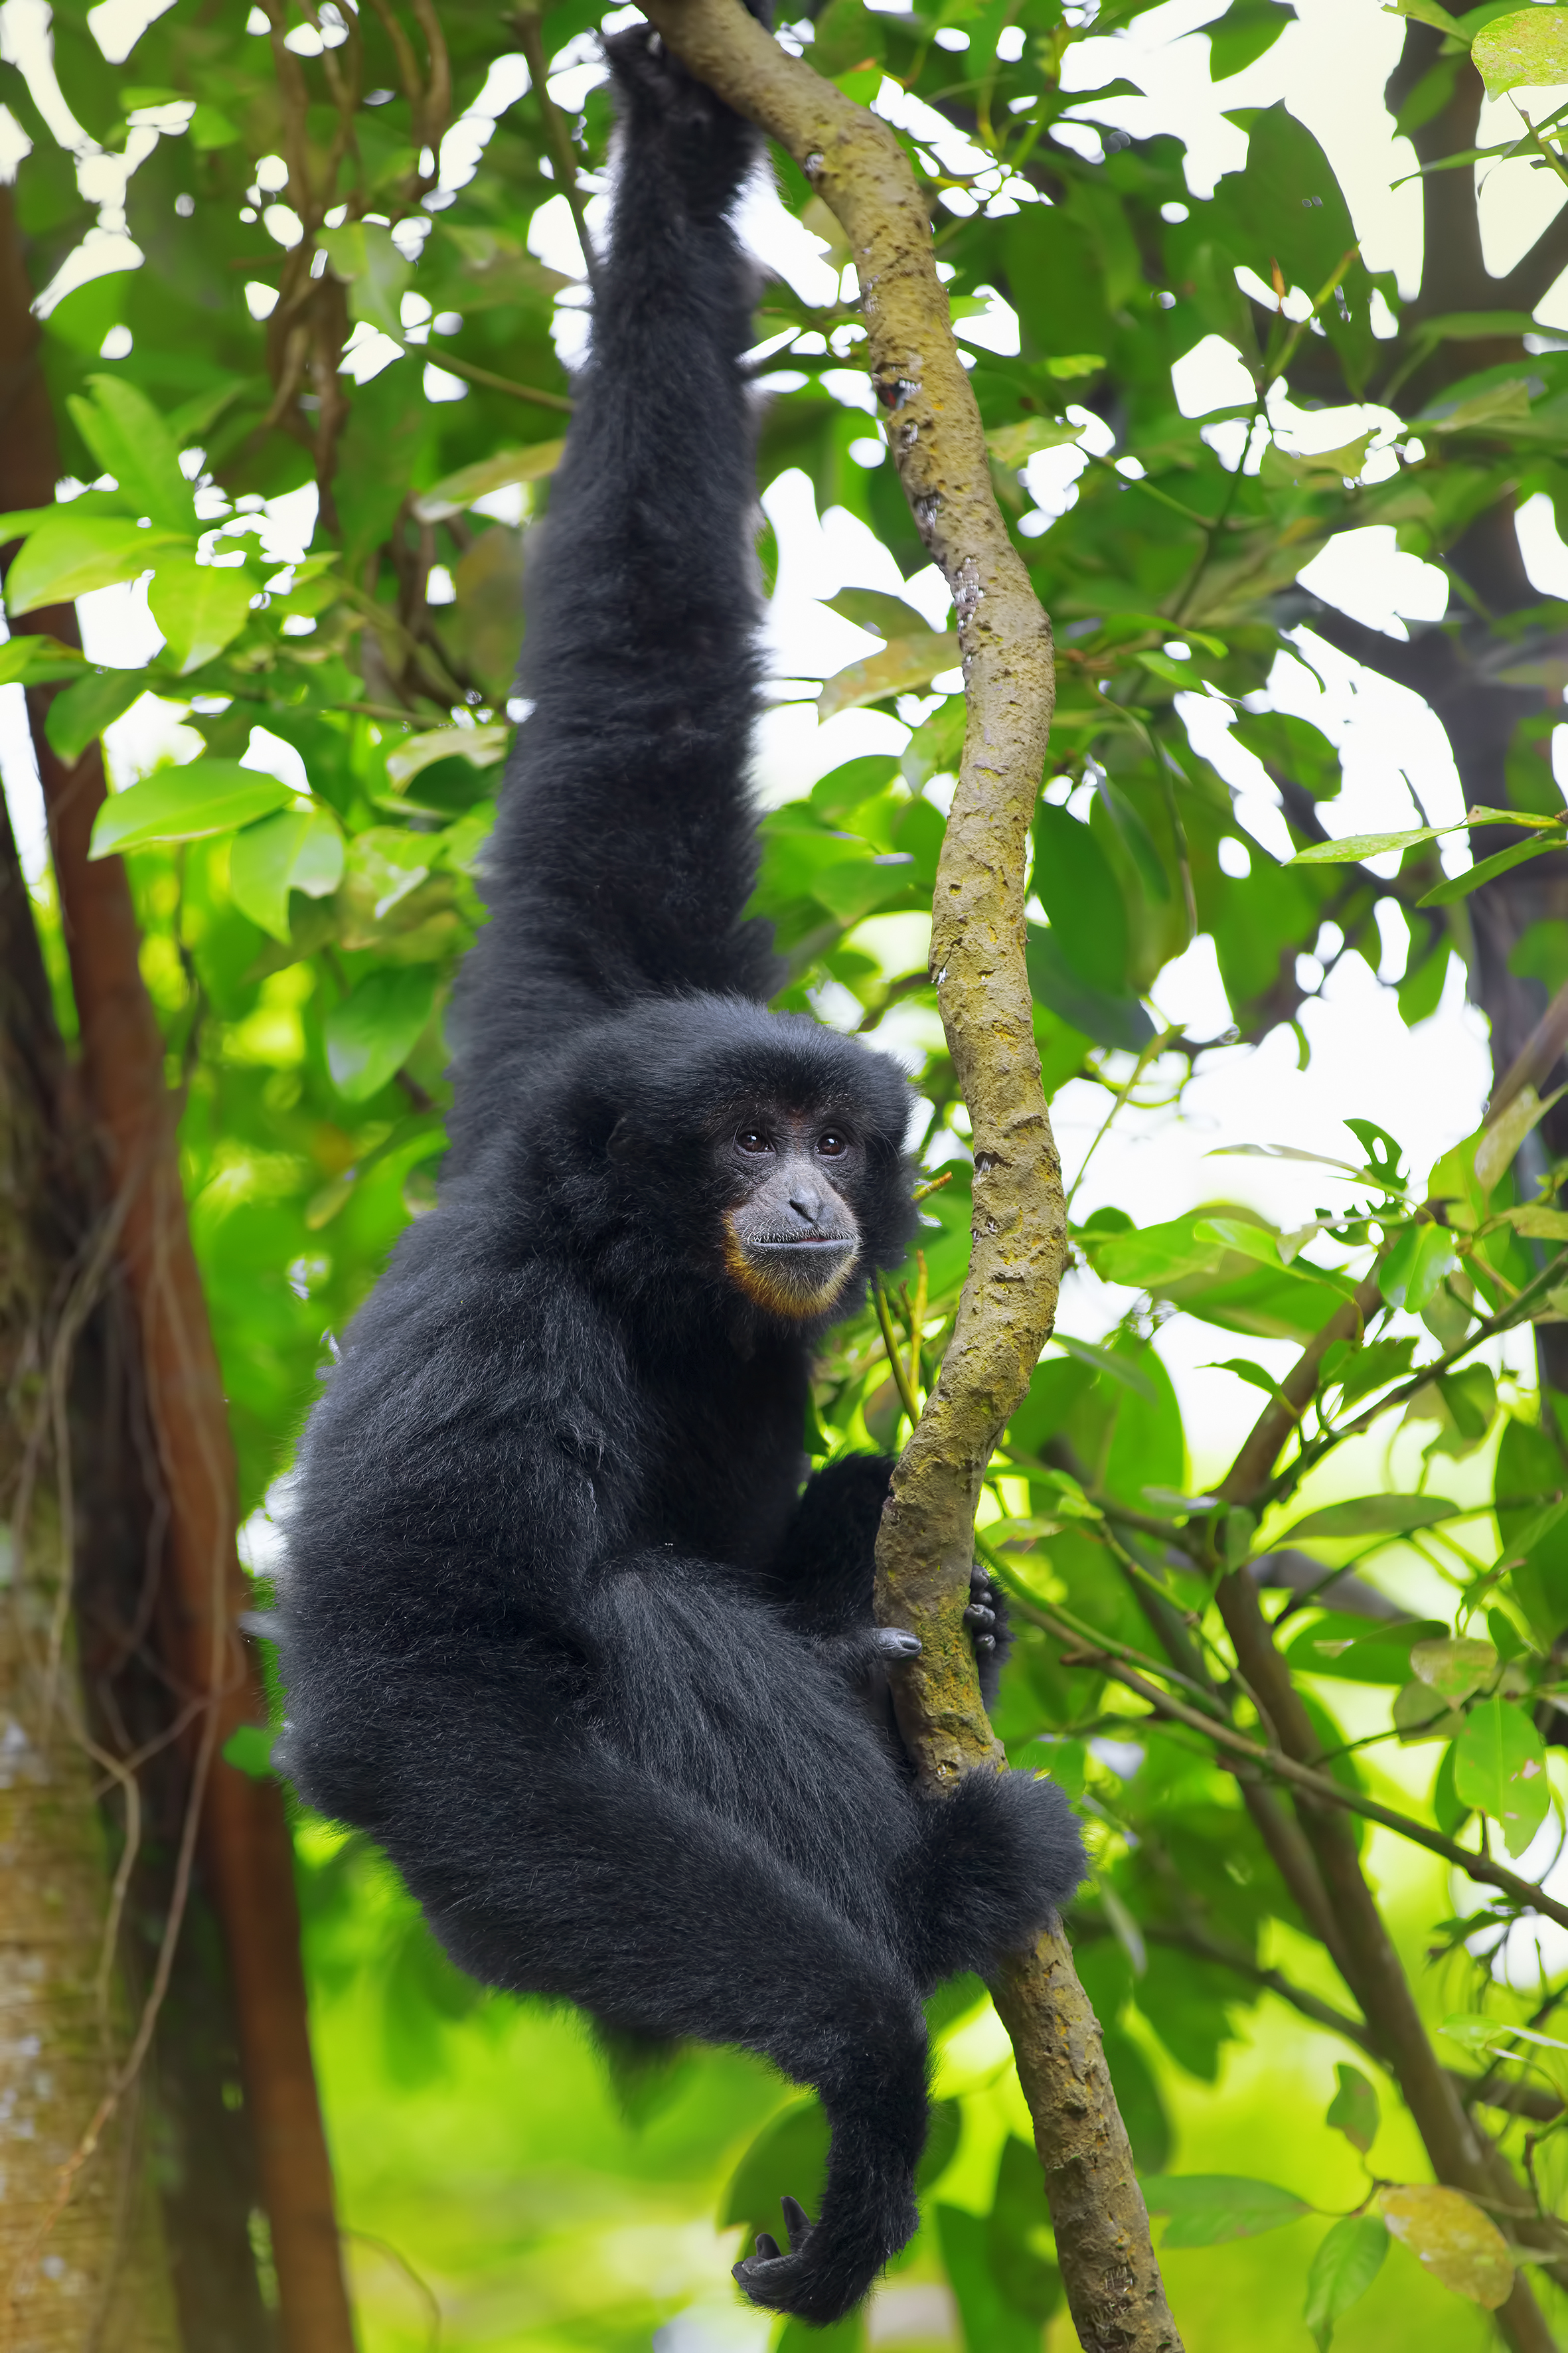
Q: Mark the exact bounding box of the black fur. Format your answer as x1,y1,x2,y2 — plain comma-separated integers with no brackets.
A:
275,28,1083,2328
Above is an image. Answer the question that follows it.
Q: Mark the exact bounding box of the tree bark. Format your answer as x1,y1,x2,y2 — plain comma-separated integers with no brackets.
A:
0,787,179,2353
0,186,354,2353
631,9,1181,2346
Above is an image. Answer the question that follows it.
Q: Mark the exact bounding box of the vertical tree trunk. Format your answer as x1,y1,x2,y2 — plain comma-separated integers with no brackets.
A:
1,187,354,2353
0,788,179,2352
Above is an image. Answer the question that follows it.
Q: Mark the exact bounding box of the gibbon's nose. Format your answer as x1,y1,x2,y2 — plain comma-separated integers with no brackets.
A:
789,1186,824,1227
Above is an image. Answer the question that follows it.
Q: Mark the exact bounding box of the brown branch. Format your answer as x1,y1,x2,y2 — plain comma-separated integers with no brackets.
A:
634,9,1178,2348
0,187,355,2353
509,7,601,295
1216,1297,1563,2348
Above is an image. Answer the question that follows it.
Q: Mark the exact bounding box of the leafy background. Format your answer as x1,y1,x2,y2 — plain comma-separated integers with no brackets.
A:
15,0,1568,2341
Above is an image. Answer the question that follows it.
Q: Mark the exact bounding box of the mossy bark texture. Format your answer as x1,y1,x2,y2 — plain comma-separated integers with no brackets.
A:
626,9,1182,2344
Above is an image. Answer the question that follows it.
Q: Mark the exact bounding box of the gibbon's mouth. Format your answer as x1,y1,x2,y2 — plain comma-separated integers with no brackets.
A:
723,1214,860,1317
749,1233,857,1254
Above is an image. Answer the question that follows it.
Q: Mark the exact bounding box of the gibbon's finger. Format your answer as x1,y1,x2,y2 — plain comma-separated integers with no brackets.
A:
970,1564,990,1593
753,2233,781,2261
963,1603,996,1633
781,2196,813,2249
974,1633,996,1655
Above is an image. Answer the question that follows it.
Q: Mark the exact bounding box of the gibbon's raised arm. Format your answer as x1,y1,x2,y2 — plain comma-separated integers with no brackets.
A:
448,32,781,1163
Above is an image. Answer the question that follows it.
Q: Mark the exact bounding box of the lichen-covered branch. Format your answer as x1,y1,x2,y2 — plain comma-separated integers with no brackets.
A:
631,7,1180,2344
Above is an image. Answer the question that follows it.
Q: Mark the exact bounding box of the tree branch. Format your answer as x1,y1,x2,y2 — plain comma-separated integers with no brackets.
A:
635,8,1178,2346
1215,1293,1563,2347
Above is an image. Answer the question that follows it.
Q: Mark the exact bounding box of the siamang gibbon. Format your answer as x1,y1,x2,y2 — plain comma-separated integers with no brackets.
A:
274,15,1083,2325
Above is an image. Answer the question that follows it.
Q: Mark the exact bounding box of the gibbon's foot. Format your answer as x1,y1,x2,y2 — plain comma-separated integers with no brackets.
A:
734,2198,825,2315
964,1563,1002,1661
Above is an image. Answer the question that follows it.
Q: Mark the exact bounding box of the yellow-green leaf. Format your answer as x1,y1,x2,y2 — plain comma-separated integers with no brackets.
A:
383,723,510,788
1378,2184,1514,2308
819,633,957,720
985,416,1087,465
88,761,293,857
4,512,189,614
1410,1637,1496,1702
412,444,565,522
1472,6,1568,98
1288,826,1442,865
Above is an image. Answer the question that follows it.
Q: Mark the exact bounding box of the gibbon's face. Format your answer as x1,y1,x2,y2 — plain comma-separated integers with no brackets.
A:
720,1109,865,1319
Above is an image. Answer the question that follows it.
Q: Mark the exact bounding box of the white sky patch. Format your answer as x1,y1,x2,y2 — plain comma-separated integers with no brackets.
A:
1171,333,1255,418
1517,490,1568,599
738,168,840,309
437,50,532,196
1295,524,1449,643
1473,85,1568,280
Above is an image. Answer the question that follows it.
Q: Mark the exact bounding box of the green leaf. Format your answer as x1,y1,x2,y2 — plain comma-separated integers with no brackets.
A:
41,667,145,764
4,512,189,614
1303,2214,1389,2351
825,588,941,639
319,220,414,337
1452,1696,1551,1856
1325,2063,1380,2154
1287,827,1443,865
1192,1218,1282,1268
412,442,566,521
819,632,956,720
88,761,294,857
1378,1220,1458,1311
1472,5,1568,97
1419,836,1562,904
1142,2174,1312,2246
0,632,88,687
1049,1333,1157,1399
1034,803,1131,994
222,1723,279,1778
229,808,345,941
189,101,241,148
1277,1493,1460,1540
985,416,1087,465
1089,1218,1221,1290
64,374,196,534
149,552,256,673
384,722,510,788
324,967,437,1101
1378,2184,1514,2308
1026,925,1153,1053
1410,1637,1497,1702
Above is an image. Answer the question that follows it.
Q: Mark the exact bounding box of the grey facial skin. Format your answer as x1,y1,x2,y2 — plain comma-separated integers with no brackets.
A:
722,1114,863,1319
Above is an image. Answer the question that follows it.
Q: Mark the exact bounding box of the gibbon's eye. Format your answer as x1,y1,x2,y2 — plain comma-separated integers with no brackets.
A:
816,1131,848,1158
736,1127,772,1155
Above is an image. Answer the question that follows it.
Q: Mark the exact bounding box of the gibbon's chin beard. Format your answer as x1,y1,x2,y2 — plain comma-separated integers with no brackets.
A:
723,1206,860,1319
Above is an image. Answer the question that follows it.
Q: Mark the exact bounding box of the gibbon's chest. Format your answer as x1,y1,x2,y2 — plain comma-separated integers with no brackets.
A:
634,1339,809,1572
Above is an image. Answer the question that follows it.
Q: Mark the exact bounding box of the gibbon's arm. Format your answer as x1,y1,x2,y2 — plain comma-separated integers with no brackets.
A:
449,30,780,1157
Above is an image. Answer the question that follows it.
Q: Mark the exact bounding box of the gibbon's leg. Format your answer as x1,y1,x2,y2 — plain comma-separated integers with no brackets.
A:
897,1764,1087,1991
392,1738,929,2327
